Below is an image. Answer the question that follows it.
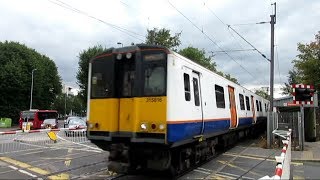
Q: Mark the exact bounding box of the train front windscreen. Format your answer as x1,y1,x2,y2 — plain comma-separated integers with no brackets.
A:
91,49,167,99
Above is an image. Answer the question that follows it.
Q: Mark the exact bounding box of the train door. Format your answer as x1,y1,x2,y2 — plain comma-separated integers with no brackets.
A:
191,72,204,134
228,86,237,128
251,96,256,123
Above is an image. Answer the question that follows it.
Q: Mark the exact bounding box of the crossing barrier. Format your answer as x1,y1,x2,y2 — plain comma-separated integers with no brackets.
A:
260,129,292,180
0,127,96,155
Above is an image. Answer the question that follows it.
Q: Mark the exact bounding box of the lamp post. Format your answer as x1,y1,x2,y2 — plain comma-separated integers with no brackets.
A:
29,69,37,110
117,42,123,47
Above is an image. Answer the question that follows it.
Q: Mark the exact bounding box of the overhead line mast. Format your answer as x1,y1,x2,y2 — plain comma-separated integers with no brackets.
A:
267,2,276,148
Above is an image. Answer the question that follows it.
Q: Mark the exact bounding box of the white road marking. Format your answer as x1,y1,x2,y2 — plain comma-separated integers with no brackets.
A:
8,165,38,178
193,169,211,175
57,135,102,152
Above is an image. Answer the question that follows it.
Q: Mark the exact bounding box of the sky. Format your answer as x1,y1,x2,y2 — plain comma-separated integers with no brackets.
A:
0,0,319,98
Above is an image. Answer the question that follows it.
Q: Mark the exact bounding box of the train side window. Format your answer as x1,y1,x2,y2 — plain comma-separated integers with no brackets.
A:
265,103,267,112
193,78,200,106
259,101,262,112
183,73,191,101
256,100,260,111
239,94,245,110
215,85,225,108
245,96,250,110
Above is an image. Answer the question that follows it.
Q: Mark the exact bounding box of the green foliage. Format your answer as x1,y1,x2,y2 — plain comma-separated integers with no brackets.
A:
0,41,61,123
145,28,181,51
283,31,320,94
254,88,270,99
281,69,300,95
179,46,239,84
179,46,217,72
51,93,85,116
77,45,106,104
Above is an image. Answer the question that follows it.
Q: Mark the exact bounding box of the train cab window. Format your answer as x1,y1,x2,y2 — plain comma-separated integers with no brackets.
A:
144,66,165,96
239,94,245,110
91,57,114,98
259,101,262,112
142,52,167,96
183,73,191,101
256,100,260,111
215,85,225,108
193,78,200,106
245,96,250,110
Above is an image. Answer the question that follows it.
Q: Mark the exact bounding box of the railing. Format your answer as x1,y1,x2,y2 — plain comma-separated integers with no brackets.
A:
260,129,292,180
0,128,101,155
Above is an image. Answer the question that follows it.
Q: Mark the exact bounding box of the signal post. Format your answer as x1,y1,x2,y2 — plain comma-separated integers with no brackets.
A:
292,84,315,150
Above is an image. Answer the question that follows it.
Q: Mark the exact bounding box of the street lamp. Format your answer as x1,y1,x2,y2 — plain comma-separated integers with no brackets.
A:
117,42,123,47
29,69,37,110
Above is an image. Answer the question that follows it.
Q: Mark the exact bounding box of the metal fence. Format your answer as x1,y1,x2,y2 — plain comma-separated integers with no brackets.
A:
275,112,300,150
0,129,100,155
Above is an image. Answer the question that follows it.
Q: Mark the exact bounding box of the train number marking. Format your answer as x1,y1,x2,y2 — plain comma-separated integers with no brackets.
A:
146,97,162,102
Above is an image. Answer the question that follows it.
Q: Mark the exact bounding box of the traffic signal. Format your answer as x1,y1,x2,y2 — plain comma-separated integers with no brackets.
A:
292,84,315,105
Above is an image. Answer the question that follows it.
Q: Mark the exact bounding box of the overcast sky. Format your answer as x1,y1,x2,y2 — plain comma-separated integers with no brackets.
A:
0,0,319,98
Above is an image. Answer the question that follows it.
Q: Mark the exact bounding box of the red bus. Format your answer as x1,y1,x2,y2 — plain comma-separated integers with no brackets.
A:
19,109,58,129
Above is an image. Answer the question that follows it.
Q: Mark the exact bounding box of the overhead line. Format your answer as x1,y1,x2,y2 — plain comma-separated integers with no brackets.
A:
203,1,270,63
48,0,145,41
227,25,270,62
203,1,269,85
168,0,257,81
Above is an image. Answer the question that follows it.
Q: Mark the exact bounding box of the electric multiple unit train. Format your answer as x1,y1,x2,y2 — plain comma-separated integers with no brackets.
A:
86,44,268,173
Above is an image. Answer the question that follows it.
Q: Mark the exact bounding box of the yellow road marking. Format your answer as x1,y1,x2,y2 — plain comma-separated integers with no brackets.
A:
0,156,69,179
224,152,274,161
209,174,231,179
293,176,305,179
217,160,262,177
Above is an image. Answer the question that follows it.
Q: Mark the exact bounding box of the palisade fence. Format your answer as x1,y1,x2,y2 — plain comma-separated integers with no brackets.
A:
276,112,300,150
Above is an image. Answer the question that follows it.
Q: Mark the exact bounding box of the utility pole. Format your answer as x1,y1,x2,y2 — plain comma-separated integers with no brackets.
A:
267,2,276,148
29,69,37,110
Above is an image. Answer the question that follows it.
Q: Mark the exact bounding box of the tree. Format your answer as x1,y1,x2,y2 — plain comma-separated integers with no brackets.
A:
51,93,85,117
179,46,239,84
254,88,270,99
283,31,320,94
179,46,217,72
281,69,300,95
0,41,61,123
77,45,106,104
145,28,181,51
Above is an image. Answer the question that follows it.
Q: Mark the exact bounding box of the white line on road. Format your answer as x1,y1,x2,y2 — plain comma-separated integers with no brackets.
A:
8,165,38,178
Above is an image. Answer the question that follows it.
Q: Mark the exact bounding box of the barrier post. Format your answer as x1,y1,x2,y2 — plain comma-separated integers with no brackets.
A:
260,129,292,180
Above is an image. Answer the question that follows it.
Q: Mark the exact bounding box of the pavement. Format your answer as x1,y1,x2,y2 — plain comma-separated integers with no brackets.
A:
0,125,20,132
291,141,320,162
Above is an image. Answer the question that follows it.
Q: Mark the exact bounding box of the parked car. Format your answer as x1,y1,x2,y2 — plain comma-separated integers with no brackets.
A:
41,118,58,129
64,116,80,128
64,117,87,136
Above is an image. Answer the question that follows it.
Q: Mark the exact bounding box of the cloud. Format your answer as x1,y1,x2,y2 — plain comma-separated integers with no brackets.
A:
0,0,319,96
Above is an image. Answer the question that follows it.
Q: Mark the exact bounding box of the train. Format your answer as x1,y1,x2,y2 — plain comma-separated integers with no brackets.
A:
86,44,269,174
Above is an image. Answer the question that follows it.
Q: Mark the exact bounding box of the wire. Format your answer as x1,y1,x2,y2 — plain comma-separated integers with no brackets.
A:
168,0,257,81
227,25,270,62
203,1,269,85
48,0,145,41
230,22,269,26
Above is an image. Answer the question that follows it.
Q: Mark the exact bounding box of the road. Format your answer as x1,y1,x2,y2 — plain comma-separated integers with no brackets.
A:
0,131,319,179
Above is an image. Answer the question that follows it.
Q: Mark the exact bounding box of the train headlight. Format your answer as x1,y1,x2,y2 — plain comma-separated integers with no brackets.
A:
159,124,165,131
88,123,93,129
126,52,132,59
140,123,148,131
116,53,122,60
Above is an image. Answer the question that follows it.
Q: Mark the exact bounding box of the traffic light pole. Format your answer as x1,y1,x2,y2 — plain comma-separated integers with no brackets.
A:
267,2,276,148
